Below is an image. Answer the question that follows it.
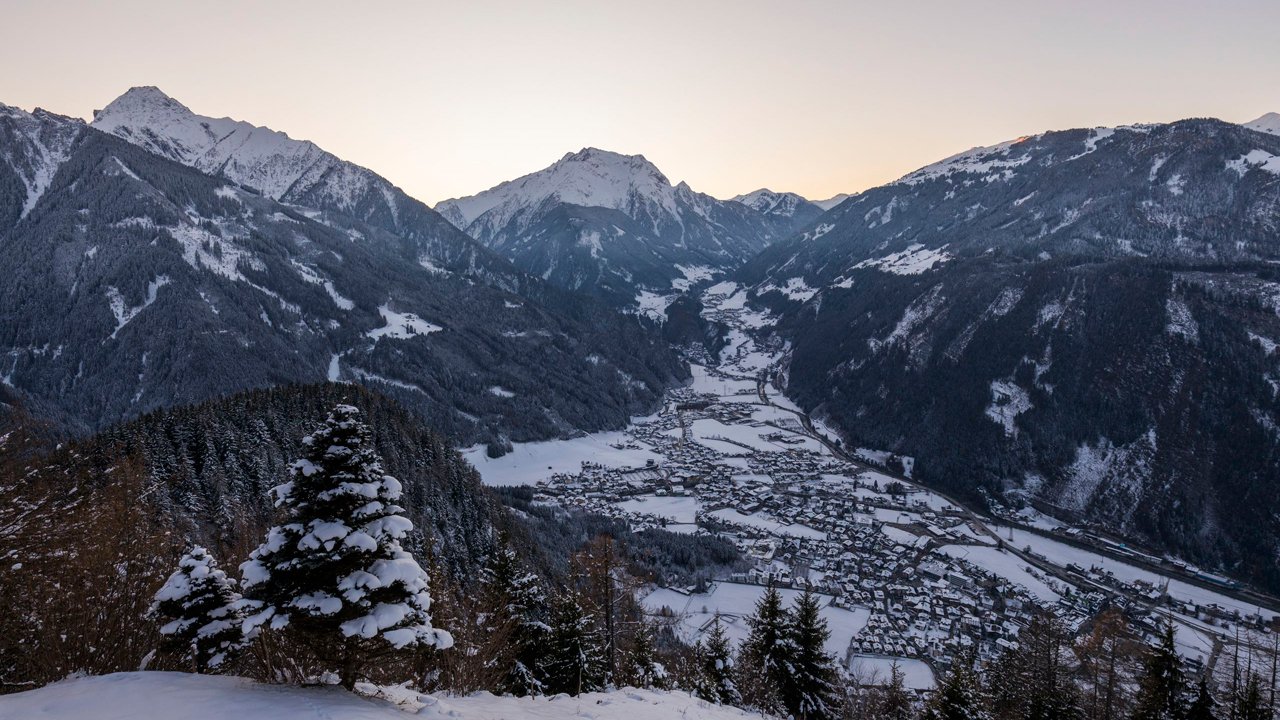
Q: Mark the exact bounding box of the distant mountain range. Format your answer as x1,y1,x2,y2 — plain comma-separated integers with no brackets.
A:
0,90,685,447
435,149,824,307
739,116,1280,591
7,84,1280,591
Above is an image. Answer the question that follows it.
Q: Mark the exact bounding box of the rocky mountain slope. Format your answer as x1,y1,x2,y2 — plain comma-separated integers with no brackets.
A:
91,87,513,282
436,149,805,306
739,117,1280,591
0,102,685,445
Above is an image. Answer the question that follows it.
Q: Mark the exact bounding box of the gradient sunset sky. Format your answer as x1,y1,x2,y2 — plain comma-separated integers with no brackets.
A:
3,0,1277,205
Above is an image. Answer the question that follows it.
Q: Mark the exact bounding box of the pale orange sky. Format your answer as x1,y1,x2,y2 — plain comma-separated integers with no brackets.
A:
2,0,1277,205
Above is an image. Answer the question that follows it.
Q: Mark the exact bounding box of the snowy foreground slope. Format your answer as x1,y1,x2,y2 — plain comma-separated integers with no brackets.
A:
0,672,765,720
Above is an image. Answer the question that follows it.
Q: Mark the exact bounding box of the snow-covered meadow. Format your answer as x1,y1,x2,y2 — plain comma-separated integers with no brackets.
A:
0,672,762,720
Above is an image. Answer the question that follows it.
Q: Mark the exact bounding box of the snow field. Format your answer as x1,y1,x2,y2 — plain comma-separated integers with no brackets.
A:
461,432,661,487
0,672,761,720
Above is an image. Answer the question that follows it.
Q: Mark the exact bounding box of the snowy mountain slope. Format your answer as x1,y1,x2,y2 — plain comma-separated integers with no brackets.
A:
0,106,684,444
0,102,83,226
737,117,1280,593
435,149,797,306
0,672,765,720
744,118,1280,291
731,188,824,227
1244,112,1280,136
90,87,513,283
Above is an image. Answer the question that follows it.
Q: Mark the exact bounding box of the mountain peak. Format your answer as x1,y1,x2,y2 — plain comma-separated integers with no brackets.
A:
91,87,339,201
437,147,678,230
1244,112,1280,136
95,86,190,120
555,147,666,182
563,146,645,163
731,188,824,219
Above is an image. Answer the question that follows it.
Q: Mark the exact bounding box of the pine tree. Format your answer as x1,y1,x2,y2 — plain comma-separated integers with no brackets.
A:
150,545,244,672
694,614,742,706
739,584,792,714
989,613,1080,720
478,538,549,696
878,662,915,720
239,404,452,689
783,589,843,720
1133,622,1187,720
922,656,991,720
1187,679,1216,720
542,592,606,696
1229,674,1270,720
622,620,666,689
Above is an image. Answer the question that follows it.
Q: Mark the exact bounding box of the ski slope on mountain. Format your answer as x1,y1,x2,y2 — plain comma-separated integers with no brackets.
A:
0,672,765,720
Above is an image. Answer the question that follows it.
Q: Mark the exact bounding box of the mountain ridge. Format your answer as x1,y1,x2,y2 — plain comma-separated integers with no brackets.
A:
435,147,814,306
0,101,685,446
739,115,1280,592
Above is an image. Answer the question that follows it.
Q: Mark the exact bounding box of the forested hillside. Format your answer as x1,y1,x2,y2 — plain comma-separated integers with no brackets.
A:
740,119,1280,592
0,103,685,447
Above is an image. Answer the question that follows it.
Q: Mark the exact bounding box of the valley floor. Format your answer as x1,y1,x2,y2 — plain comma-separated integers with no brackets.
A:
464,281,1280,685
0,672,762,720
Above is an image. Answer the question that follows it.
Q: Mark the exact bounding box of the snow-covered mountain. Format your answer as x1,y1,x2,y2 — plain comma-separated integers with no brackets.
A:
0,102,83,224
1244,111,1280,136
738,117,1280,593
90,87,512,281
436,149,801,306
731,188,824,226
0,101,684,444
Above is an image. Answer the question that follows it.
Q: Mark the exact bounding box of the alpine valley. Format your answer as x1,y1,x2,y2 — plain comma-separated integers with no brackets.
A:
6,83,1280,720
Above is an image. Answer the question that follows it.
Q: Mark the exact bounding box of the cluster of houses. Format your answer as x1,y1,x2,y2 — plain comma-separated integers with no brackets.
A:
531,282,1280,687
529,369,1115,675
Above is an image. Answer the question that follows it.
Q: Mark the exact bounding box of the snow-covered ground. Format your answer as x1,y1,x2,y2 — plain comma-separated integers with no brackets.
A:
706,508,826,540
846,656,935,689
616,495,701,524
0,672,763,720
461,431,661,486
994,526,1279,622
643,582,870,657
936,545,1063,603
367,305,442,341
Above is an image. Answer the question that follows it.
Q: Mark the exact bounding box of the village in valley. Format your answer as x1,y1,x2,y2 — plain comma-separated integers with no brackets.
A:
466,282,1280,695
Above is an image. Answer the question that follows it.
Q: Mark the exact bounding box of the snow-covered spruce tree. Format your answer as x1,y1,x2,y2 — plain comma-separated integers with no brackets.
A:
542,592,606,696
240,404,452,689
1230,674,1269,720
622,619,666,689
478,536,549,696
738,583,791,714
921,654,990,720
877,662,914,720
1133,621,1187,720
783,589,843,720
1186,679,1217,720
694,613,741,706
150,545,244,672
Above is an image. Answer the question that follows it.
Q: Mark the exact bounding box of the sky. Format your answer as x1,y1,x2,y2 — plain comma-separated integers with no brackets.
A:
2,0,1277,205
